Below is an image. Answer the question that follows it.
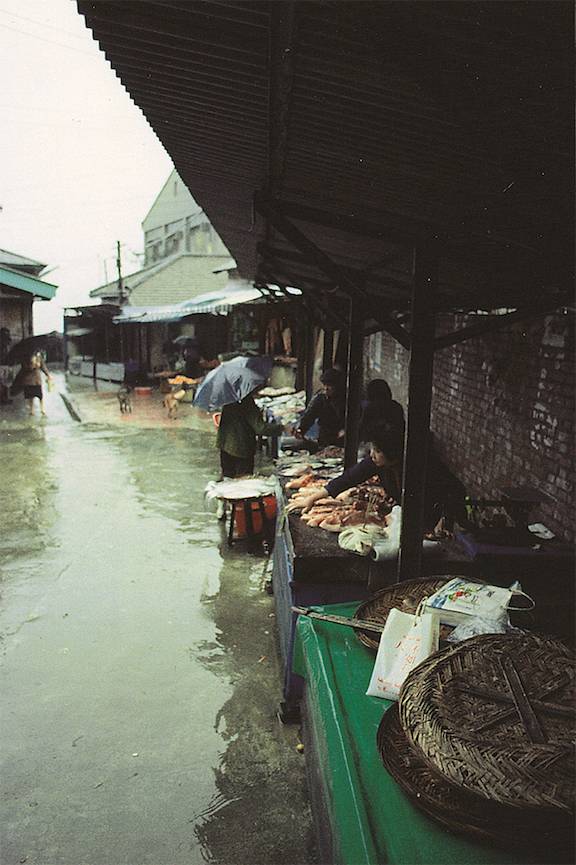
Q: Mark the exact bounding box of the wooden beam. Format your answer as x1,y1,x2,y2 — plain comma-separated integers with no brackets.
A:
257,241,411,293
254,193,411,349
257,262,348,333
270,195,420,246
434,304,564,350
397,243,438,581
257,259,351,332
344,297,364,468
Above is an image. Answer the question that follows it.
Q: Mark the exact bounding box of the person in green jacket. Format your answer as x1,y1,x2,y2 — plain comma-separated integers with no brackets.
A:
217,393,284,477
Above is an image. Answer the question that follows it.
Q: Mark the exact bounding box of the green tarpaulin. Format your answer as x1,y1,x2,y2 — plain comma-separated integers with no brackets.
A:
293,603,539,865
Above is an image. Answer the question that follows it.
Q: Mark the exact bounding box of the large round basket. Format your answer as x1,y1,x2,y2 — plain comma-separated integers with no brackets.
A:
377,704,575,859
354,577,451,651
398,632,576,814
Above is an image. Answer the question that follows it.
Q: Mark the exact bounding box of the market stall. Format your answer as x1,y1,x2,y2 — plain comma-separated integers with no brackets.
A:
293,602,574,865
271,449,575,719
271,451,474,718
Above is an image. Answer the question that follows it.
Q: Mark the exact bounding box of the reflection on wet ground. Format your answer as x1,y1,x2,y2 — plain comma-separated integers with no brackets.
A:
0,382,314,865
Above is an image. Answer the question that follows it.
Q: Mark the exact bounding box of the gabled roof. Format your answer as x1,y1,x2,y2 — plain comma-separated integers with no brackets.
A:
77,1,574,318
89,256,177,299
0,248,47,276
141,167,204,232
90,253,237,305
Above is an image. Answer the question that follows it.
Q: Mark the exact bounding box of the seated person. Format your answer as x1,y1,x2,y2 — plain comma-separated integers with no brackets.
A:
359,379,405,445
293,368,346,448
299,424,466,533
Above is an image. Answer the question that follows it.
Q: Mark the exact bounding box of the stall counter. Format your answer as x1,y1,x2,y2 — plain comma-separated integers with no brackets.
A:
293,603,543,865
272,477,472,717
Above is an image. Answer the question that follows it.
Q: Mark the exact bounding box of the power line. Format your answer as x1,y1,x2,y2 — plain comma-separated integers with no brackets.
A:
0,20,96,56
0,7,89,40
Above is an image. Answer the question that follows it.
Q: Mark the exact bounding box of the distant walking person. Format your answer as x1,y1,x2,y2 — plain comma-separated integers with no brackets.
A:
16,352,52,417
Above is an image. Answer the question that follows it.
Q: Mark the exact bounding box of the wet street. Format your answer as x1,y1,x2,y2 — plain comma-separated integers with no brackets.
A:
0,377,314,865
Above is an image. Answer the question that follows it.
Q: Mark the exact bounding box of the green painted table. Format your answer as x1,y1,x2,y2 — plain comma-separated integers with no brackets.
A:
293,603,545,865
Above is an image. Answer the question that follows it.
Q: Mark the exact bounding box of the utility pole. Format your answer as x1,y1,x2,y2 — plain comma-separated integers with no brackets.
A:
116,241,124,303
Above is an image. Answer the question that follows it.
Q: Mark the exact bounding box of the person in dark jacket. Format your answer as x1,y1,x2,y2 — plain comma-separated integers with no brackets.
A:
294,368,346,448
299,424,466,532
358,379,405,445
217,393,284,478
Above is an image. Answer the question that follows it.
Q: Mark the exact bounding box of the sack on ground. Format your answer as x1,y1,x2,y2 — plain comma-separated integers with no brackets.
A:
366,605,439,701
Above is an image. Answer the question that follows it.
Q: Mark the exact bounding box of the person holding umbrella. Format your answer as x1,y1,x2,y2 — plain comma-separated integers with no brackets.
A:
217,394,284,477
194,355,284,477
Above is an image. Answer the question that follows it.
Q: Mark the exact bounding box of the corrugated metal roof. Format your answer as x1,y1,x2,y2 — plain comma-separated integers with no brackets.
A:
90,253,234,302
0,249,47,275
77,1,574,317
113,279,300,322
0,265,57,300
113,303,189,324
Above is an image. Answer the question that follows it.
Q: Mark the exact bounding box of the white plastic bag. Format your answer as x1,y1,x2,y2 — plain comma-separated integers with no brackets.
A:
338,524,387,556
370,505,402,561
425,577,534,626
366,605,439,701
446,610,519,643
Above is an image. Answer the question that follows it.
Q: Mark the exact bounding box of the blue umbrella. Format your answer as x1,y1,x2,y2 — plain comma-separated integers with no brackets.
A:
193,355,273,411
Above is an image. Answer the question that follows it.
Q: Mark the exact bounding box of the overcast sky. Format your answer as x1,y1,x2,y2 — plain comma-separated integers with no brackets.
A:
1,0,174,333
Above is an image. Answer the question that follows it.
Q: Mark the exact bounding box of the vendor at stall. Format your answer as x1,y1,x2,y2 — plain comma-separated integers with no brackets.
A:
358,379,405,447
299,424,466,532
293,368,346,448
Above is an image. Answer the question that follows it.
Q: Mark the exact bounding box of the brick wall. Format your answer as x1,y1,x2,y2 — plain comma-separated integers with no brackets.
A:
365,312,574,542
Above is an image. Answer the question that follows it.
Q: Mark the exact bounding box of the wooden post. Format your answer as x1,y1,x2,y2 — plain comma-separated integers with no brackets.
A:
322,328,334,371
92,328,97,380
344,297,363,468
397,243,437,581
305,320,316,404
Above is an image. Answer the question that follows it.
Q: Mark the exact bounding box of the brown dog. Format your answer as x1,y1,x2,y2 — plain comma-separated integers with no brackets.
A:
163,390,181,418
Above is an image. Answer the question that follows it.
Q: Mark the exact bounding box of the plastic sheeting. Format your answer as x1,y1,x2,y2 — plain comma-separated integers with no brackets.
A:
293,603,535,865
205,477,276,500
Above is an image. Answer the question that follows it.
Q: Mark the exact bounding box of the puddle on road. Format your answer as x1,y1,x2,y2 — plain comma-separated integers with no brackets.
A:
0,418,313,865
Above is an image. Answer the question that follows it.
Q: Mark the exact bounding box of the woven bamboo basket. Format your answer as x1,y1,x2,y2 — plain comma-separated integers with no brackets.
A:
377,704,575,859
354,577,451,650
398,632,576,814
